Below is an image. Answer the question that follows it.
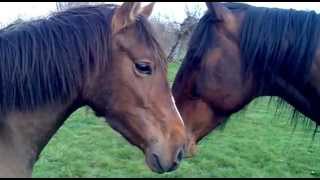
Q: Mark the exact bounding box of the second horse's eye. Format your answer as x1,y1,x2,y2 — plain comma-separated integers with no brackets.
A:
135,62,152,75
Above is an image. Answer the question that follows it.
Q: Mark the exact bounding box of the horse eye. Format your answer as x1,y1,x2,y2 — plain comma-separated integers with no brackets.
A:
135,62,152,75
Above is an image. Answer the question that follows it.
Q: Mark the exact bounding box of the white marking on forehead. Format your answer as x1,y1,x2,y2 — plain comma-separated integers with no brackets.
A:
171,94,184,126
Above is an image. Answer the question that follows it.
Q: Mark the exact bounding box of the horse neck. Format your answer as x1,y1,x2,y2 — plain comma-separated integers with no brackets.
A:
0,97,82,177
259,48,320,125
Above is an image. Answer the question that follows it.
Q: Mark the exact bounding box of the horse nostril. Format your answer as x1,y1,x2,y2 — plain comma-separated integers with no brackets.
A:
152,153,164,173
176,148,184,163
168,149,183,172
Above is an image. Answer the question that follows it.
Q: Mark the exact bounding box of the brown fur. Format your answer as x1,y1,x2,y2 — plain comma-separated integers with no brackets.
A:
0,2,187,177
173,2,320,157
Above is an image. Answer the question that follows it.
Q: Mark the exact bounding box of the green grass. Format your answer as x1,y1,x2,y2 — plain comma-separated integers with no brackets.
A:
32,62,320,178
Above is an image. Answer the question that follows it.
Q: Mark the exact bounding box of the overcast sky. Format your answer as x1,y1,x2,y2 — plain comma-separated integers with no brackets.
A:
0,2,319,25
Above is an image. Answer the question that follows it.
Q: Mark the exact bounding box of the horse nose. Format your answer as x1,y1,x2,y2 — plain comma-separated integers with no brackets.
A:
151,147,184,173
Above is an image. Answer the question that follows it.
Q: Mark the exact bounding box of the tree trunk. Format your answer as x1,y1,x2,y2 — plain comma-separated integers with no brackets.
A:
167,33,183,63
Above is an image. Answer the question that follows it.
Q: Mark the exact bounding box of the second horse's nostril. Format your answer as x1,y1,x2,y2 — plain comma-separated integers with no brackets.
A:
176,148,184,163
168,149,183,172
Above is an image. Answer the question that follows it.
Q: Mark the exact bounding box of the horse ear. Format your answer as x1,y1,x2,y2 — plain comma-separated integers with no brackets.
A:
205,2,238,34
112,2,142,34
205,2,232,21
140,2,155,19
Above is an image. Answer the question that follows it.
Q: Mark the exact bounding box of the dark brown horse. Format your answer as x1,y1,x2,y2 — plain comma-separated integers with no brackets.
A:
0,2,187,177
172,2,320,157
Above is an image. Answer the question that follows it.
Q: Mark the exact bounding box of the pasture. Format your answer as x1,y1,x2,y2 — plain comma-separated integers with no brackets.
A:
32,62,320,178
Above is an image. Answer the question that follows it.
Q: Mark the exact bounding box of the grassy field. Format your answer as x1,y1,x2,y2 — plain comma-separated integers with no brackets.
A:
32,62,320,178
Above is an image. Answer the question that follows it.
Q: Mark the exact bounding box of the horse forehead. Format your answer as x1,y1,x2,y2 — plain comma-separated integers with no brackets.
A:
116,31,154,58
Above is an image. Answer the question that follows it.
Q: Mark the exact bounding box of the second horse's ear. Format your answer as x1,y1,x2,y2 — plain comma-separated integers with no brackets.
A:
140,2,155,19
205,2,231,21
112,2,141,35
205,2,238,34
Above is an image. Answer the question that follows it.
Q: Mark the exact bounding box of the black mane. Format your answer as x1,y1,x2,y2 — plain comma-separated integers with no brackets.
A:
240,4,320,95
238,4,320,131
185,2,320,89
182,3,320,132
0,4,164,113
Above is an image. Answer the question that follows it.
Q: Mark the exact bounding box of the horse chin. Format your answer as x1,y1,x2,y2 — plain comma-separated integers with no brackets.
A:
184,138,198,158
95,112,104,118
91,107,105,118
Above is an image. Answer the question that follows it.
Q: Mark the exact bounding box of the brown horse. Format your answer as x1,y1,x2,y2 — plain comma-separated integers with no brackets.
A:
172,2,320,157
0,2,187,177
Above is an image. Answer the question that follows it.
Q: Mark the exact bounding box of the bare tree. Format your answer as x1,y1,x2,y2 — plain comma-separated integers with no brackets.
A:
150,13,180,58
56,2,105,11
166,4,202,62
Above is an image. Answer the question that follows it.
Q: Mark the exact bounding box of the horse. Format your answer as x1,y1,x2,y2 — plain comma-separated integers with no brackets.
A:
172,2,320,157
0,2,187,177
